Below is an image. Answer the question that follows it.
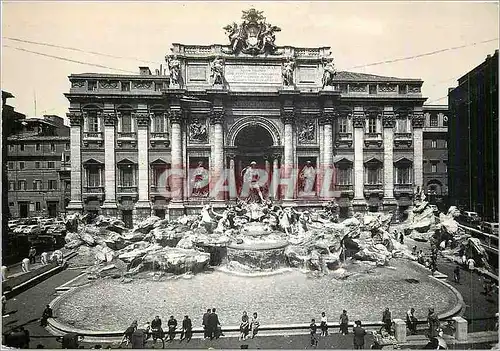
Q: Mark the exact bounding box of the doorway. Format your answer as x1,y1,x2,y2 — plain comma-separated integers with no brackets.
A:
122,210,133,228
47,201,59,218
19,202,29,218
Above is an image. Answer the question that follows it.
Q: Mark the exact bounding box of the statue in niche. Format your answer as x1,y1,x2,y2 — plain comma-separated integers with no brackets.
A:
322,58,337,88
191,161,209,197
166,54,181,86
299,161,316,195
241,161,265,203
298,120,315,143
282,58,295,86
210,57,225,86
189,120,208,142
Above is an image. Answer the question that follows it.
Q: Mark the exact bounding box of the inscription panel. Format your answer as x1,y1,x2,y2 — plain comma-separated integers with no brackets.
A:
187,64,208,82
298,65,317,83
225,64,281,84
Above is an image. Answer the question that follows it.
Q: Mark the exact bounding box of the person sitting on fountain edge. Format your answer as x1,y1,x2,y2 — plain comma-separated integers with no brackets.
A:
150,316,163,343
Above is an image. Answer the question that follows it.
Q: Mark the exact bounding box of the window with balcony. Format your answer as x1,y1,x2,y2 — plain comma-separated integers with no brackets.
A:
88,80,97,91
338,118,348,133
33,180,42,190
19,162,25,170
87,167,101,187
48,161,55,169
367,118,377,134
50,143,56,152
152,113,165,133
8,162,13,170
151,160,171,191
395,164,412,184
430,114,438,127
36,143,41,151
9,181,15,190
431,140,437,148
87,111,99,132
117,160,136,189
337,167,352,185
121,81,131,91
48,180,58,190
366,167,381,184
18,180,27,191
121,112,132,133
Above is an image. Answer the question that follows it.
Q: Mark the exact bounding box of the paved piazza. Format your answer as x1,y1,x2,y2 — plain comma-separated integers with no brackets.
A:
55,259,458,331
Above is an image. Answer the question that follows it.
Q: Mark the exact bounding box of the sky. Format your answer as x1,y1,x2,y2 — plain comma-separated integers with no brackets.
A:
1,1,499,120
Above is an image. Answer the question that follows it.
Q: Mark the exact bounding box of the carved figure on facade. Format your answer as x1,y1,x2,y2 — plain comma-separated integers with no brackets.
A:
223,9,281,55
321,58,337,88
282,58,295,86
189,119,208,143
298,119,315,143
166,55,181,87
299,161,316,195
241,161,265,202
210,57,225,86
190,161,209,197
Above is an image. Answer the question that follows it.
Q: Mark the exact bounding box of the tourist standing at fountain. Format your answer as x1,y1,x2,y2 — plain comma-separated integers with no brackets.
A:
207,308,221,340
120,320,137,346
353,320,367,349
453,266,461,284
406,308,418,335
167,315,177,341
310,318,319,347
150,316,163,343
180,315,192,342
29,246,37,264
40,304,53,327
320,312,328,336
239,311,250,340
339,310,349,335
202,308,211,339
382,308,392,334
427,308,440,338
250,312,259,339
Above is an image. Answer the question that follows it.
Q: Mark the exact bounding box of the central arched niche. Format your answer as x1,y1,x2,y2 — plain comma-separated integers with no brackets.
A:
235,124,274,149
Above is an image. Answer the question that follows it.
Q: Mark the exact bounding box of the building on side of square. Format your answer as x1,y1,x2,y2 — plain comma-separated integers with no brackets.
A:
422,105,449,211
6,115,71,218
65,11,427,225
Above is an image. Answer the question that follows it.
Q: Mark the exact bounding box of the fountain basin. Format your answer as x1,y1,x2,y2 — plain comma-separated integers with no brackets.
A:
226,240,289,270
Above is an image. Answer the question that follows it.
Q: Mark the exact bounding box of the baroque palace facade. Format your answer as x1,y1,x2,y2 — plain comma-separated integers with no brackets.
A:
66,10,426,224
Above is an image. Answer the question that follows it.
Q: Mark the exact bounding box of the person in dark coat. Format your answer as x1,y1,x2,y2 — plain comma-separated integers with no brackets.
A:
40,305,53,327
382,308,392,334
150,316,162,343
353,320,366,349
180,315,192,342
202,308,211,339
167,315,177,341
453,266,460,284
339,310,349,335
427,308,440,338
207,308,220,340
309,318,318,347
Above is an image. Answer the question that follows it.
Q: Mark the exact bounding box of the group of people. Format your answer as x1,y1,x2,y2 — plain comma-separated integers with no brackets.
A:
308,311,367,349
238,311,259,340
120,315,193,346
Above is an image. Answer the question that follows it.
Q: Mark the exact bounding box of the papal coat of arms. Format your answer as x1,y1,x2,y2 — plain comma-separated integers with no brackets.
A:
223,9,281,55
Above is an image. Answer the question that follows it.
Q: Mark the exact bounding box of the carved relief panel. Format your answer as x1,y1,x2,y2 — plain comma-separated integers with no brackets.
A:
297,118,316,144
188,116,209,143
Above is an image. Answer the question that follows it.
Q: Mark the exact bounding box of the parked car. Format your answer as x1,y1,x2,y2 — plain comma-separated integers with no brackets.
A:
23,224,42,235
481,222,499,236
460,211,481,226
8,219,21,230
13,225,28,234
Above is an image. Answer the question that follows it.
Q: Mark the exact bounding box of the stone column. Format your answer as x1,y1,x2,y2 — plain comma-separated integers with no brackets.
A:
210,109,225,201
134,113,151,222
101,112,118,217
282,110,295,200
352,108,367,211
412,109,424,190
170,109,184,201
66,112,83,213
265,156,271,193
322,111,334,199
228,154,237,200
383,107,397,211
270,154,281,200
318,121,325,197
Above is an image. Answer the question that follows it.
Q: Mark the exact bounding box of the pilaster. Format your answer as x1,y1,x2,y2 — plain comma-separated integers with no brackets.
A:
66,112,83,213
281,108,295,200
169,108,184,202
322,110,335,199
382,107,397,210
412,109,424,190
101,112,118,216
134,112,151,220
352,107,367,211
210,108,225,200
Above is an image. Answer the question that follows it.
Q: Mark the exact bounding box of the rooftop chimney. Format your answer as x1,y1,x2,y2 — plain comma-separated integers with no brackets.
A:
139,67,152,75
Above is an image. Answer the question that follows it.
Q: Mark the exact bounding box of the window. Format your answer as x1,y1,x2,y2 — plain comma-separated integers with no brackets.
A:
48,161,55,169
9,181,15,190
65,155,71,163
35,202,41,211
48,180,57,190
431,140,437,148
431,163,437,173
368,118,377,134
337,167,352,185
120,166,134,186
87,167,101,187
155,82,163,92
398,85,407,94
33,180,42,190
18,180,27,190
35,162,40,169
36,143,41,151
20,144,25,151
396,166,412,184
366,167,381,184
50,143,56,152
121,81,131,91
369,84,377,95
338,118,348,133
65,143,70,151
152,165,169,189
430,114,438,127
153,113,165,133
121,112,132,133
87,111,99,132
19,162,25,170
88,80,97,91
8,162,13,170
